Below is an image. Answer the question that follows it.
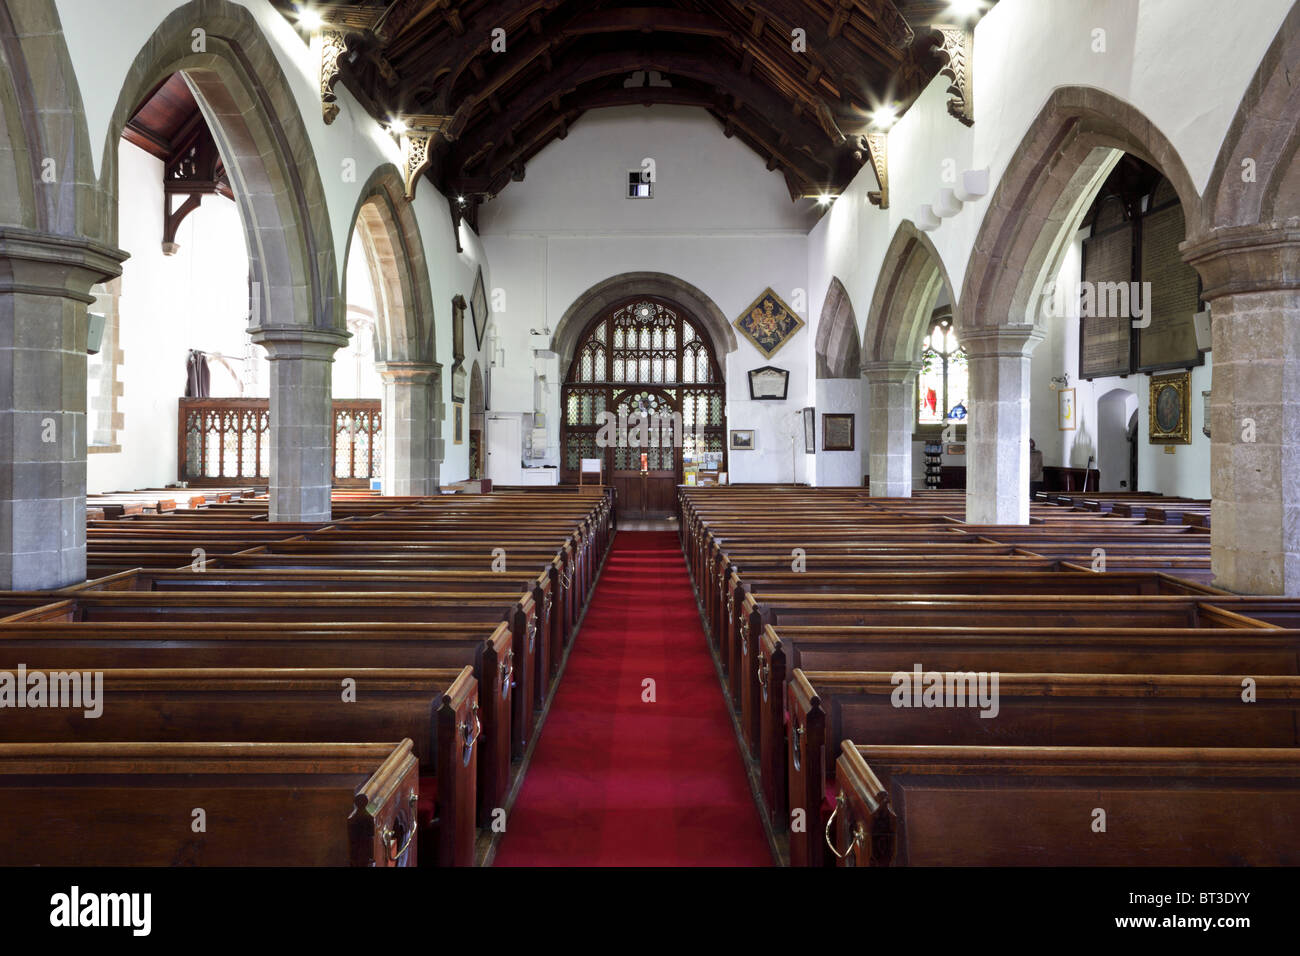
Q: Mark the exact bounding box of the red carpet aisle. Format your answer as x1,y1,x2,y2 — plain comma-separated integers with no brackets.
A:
494,531,772,866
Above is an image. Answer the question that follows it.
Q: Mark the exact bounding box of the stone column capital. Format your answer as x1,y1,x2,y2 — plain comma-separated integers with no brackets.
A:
376,361,441,386
1181,221,1300,300
859,360,921,383
250,325,351,361
961,324,1044,358
0,227,128,302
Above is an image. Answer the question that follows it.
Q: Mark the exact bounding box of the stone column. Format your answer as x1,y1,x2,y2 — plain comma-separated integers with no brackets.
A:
1184,223,1300,594
0,228,126,588
377,361,441,496
250,327,350,522
963,326,1044,525
860,361,920,497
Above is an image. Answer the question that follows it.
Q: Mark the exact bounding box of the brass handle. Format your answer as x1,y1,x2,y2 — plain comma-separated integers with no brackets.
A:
461,702,482,766
501,650,514,699
824,793,863,860
757,655,769,698
526,615,536,652
791,723,803,770
382,806,417,862
739,616,750,657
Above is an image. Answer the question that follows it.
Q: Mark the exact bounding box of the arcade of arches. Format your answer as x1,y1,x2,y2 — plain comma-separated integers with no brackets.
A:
4,0,1300,880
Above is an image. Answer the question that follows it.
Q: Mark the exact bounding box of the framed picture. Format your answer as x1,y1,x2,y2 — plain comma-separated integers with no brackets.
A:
733,287,805,359
1058,387,1076,431
802,406,815,453
453,403,464,445
451,363,467,404
451,294,466,363
1149,370,1192,444
747,365,789,400
470,267,488,349
729,429,755,451
822,413,854,451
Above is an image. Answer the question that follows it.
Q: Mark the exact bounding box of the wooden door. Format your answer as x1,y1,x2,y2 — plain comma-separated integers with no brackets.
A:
611,389,678,518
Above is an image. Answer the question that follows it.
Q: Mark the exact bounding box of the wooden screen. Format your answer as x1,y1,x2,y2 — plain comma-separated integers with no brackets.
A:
561,298,727,484
178,398,382,487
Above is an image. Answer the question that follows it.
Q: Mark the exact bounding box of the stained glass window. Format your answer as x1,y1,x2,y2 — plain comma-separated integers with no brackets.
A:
917,315,968,428
561,297,726,481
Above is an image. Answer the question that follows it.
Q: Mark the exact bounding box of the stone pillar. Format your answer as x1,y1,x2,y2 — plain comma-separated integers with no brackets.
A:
860,361,919,497
963,326,1043,525
377,361,441,496
250,327,350,522
0,229,126,588
1184,223,1300,594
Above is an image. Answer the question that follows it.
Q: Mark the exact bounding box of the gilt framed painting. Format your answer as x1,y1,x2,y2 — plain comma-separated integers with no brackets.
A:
733,288,805,359
822,413,855,452
1149,371,1191,444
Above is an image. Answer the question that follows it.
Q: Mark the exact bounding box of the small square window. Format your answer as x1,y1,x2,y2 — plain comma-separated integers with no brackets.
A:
627,170,653,199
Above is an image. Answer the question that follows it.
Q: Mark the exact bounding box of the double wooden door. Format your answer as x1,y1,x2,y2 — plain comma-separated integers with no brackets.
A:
610,388,678,519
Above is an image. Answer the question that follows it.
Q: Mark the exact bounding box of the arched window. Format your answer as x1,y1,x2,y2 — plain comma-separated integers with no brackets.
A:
561,298,726,485
916,312,967,428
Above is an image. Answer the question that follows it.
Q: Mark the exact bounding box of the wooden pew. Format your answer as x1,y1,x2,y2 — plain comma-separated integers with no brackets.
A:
831,743,1300,866
0,740,421,866
0,619,514,820
792,669,1300,866
1,666,478,866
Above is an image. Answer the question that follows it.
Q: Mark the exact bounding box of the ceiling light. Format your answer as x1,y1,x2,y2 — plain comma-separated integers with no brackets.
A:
298,8,323,31
817,193,834,206
457,195,466,205
389,118,408,135
871,105,897,130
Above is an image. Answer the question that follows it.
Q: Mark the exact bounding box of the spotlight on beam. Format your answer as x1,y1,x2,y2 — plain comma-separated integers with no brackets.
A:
817,193,834,207
871,105,897,130
298,8,323,31
389,118,408,135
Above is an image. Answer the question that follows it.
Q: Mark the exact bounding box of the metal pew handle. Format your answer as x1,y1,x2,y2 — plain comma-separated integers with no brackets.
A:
461,702,482,766
382,796,418,862
824,793,864,861
501,650,514,699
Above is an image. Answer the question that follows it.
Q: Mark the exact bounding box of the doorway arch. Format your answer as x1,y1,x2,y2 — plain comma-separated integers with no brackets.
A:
561,296,726,516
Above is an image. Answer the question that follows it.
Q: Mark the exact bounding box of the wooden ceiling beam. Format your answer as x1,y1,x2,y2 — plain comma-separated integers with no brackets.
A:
445,49,842,173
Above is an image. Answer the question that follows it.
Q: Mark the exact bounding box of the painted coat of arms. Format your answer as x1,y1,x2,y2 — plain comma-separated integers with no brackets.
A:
734,288,805,358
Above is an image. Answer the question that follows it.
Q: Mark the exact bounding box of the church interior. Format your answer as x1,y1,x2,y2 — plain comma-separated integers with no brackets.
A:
3,0,1300,889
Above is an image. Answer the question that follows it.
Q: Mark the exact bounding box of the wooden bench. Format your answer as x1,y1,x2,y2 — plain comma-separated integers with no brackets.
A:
0,619,514,820
0,740,420,866
0,667,478,866
831,743,1300,866
793,669,1300,866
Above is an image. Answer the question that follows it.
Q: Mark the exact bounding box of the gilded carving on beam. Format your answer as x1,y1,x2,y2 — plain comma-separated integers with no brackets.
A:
864,132,888,209
320,29,348,125
933,26,973,127
400,115,456,202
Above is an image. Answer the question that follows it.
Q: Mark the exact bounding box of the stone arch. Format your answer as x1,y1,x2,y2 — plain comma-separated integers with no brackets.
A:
814,276,861,379
344,165,437,365
0,0,106,236
961,86,1199,334
864,221,956,365
552,271,736,373
98,0,340,333
859,222,957,499
1198,1,1300,230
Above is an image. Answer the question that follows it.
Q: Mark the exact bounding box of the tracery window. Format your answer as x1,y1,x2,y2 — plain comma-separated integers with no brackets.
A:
916,313,968,429
562,298,726,480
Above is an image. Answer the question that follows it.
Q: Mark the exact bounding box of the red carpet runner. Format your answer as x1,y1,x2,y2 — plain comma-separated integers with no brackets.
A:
494,530,772,866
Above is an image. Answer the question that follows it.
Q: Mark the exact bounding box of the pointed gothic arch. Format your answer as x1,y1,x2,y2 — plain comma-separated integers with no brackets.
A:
814,276,861,379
